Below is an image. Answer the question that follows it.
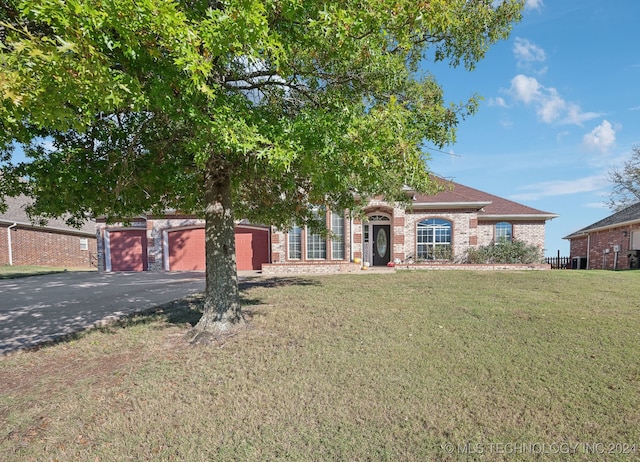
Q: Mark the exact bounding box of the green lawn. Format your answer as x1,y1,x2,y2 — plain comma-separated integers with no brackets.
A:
1,270,639,461
0,265,95,279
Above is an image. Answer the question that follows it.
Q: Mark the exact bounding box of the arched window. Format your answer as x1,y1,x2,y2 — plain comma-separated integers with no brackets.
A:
366,215,390,222
495,222,513,243
416,218,452,260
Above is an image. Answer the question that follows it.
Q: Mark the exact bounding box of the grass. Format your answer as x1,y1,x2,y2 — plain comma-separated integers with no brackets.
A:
1,270,639,461
0,265,95,279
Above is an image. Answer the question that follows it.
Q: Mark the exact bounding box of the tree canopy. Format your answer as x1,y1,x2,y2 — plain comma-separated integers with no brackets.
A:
1,0,524,338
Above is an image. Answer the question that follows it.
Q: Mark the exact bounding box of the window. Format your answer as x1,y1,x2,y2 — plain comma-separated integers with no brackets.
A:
331,211,345,260
367,215,390,222
287,208,342,261
495,222,513,243
288,225,302,260
632,231,640,250
306,232,326,259
79,238,89,251
306,207,327,259
416,218,452,260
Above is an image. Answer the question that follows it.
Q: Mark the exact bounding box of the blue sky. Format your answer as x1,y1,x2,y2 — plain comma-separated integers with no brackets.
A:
425,0,640,256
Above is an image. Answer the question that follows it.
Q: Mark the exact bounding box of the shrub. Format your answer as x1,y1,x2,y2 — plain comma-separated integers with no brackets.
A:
465,239,544,264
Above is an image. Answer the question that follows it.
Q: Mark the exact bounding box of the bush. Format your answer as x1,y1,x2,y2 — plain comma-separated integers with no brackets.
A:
465,239,544,264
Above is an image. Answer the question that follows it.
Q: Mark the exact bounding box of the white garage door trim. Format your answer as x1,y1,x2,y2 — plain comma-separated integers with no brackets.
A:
104,227,147,272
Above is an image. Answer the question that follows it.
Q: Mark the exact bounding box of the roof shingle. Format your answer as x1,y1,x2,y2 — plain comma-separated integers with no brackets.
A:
564,202,640,239
412,179,558,219
0,195,95,235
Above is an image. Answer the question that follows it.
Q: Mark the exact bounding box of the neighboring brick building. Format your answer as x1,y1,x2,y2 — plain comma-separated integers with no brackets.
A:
564,202,640,270
0,196,97,268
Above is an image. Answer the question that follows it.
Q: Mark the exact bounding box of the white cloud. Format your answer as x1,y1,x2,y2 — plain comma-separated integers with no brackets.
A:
537,88,566,123
582,120,616,154
508,74,601,126
513,38,546,67
584,202,610,209
499,118,514,129
488,96,508,108
510,74,541,104
525,0,544,10
509,175,609,201
564,104,602,125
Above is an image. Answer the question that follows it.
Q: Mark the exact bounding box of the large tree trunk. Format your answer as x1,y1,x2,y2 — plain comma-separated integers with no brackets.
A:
186,160,244,343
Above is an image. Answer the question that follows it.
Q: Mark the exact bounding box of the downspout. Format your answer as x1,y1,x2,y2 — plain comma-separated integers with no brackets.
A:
586,234,591,269
7,223,17,266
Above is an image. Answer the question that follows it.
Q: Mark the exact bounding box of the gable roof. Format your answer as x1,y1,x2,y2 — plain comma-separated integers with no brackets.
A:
0,195,95,236
564,202,640,239
410,179,558,220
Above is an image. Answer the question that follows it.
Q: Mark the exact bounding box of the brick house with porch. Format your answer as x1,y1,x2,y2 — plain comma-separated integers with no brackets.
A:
265,180,557,273
95,179,557,273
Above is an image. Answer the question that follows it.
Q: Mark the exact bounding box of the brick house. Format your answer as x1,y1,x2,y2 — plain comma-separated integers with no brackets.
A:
564,202,640,270
0,195,97,268
265,179,557,273
96,179,557,273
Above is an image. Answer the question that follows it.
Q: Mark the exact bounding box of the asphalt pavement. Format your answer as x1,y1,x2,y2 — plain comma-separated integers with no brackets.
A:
0,271,206,355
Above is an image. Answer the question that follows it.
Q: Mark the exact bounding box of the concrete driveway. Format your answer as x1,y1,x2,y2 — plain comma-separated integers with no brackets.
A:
0,271,206,355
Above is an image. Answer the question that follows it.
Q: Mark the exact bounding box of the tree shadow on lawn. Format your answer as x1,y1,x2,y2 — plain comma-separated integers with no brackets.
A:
139,276,321,326
4,276,320,355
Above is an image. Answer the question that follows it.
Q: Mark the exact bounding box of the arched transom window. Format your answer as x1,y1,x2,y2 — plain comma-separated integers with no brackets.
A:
416,218,453,260
366,215,390,222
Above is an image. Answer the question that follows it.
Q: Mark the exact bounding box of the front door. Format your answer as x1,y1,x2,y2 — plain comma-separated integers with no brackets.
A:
372,225,391,266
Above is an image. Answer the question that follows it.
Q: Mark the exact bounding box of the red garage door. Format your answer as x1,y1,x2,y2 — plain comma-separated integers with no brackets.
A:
168,228,205,271
167,226,270,272
108,229,148,271
235,226,270,271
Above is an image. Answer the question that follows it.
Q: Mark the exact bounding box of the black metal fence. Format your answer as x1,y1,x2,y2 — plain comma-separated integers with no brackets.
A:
545,256,571,269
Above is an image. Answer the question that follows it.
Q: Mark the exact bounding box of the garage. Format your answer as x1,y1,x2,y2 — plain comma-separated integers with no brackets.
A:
106,229,148,272
235,226,270,271
165,226,270,271
167,228,206,271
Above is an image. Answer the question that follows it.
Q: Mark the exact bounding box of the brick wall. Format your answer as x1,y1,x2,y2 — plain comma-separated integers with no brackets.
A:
271,227,287,263
568,225,640,270
586,226,638,270
0,224,96,268
477,220,546,249
569,236,588,261
403,210,476,262
0,226,8,265
263,261,360,275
